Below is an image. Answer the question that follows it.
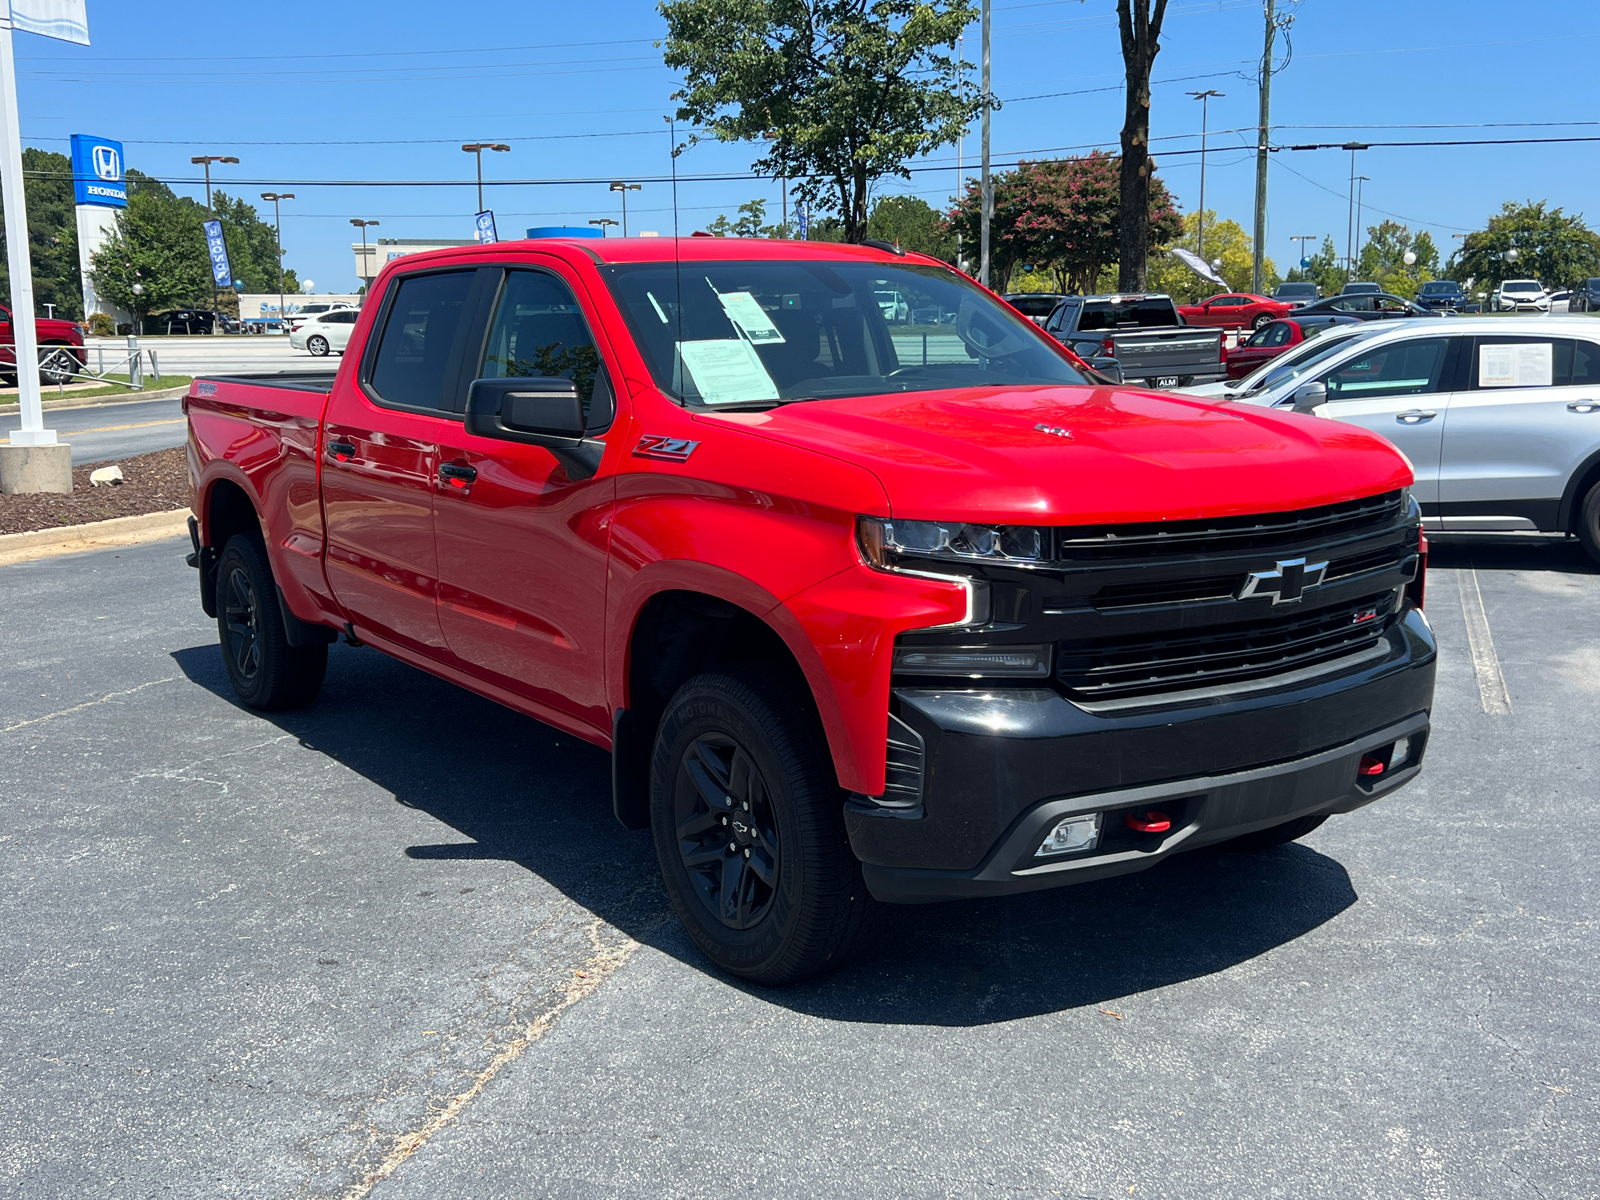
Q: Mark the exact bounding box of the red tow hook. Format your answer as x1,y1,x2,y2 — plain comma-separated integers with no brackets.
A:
1124,810,1172,833
1359,754,1386,776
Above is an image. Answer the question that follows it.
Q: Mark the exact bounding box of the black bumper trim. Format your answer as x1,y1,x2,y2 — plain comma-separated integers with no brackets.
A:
861,711,1428,904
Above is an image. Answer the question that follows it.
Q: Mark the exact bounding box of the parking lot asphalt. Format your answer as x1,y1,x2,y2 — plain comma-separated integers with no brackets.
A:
1,535,1595,1199
0,396,186,464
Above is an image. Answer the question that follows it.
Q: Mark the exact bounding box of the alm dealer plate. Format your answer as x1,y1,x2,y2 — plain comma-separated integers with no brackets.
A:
1155,376,1180,387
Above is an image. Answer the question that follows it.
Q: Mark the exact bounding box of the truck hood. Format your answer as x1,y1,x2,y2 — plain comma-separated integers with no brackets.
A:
693,384,1411,525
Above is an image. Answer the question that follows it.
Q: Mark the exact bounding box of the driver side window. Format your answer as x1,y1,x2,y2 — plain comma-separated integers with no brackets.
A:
1323,338,1449,402
477,269,613,429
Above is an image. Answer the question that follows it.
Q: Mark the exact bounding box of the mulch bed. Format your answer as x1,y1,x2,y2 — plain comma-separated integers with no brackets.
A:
0,446,190,536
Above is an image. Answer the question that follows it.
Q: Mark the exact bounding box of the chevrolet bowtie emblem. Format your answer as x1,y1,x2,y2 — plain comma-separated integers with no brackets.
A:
1237,556,1329,605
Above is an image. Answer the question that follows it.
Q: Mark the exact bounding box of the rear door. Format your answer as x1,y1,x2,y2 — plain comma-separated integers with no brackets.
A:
322,266,491,655
431,262,622,734
1315,334,1463,506
1438,334,1600,527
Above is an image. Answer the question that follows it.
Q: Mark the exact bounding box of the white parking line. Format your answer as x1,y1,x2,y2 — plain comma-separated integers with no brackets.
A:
1456,567,1513,715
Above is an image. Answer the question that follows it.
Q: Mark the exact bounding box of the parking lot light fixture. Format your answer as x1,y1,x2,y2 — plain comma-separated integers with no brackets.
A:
350,218,380,291
609,181,642,236
1187,89,1224,261
261,192,294,334
191,155,239,321
589,218,619,237
462,142,511,214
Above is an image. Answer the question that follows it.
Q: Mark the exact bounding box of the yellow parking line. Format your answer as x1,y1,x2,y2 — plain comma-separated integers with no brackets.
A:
62,418,186,435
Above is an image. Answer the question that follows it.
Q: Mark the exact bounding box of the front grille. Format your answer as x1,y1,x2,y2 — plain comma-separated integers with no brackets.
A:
1086,541,1414,612
1056,591,1398,705
1050,490,1404,562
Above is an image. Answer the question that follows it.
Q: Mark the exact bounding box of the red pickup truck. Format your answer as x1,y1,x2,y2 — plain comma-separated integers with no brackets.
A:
1,304,87,385
185,237,1436,983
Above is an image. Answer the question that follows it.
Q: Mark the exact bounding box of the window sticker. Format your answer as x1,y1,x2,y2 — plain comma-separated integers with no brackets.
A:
1480,342,1553,388
716,291,786,344
678,339,780,404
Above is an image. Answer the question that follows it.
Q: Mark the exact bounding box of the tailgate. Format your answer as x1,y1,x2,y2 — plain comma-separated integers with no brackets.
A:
1110,328,1224,378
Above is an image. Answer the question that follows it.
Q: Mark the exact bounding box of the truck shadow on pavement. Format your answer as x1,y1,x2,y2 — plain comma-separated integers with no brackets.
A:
173,642,1358,1026
1427,535,1598,575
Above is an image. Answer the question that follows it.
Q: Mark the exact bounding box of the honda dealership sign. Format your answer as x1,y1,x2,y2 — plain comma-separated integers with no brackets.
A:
69,133,126,207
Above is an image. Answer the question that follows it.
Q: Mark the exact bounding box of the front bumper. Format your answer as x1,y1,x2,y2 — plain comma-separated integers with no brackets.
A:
849,608,1436,903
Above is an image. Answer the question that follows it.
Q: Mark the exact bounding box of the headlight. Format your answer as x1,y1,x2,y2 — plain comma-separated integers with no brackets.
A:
857,516,1046,569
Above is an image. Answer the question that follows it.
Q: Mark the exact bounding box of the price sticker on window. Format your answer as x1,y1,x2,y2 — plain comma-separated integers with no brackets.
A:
717,291,786,344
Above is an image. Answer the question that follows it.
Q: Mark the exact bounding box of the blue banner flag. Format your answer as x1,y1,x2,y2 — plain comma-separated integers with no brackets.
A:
475,210,498,244
203,220,233,288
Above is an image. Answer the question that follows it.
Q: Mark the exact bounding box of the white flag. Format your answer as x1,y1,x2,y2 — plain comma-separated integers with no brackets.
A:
1169,247,1227,287
8,0,89,45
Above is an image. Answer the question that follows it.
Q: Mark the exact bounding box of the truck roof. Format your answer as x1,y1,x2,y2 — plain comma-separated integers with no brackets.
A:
370,235,930,272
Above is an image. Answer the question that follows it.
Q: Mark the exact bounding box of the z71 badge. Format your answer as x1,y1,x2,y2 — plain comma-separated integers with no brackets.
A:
633,435,700,463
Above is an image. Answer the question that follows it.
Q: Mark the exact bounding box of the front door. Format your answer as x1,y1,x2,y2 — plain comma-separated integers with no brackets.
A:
322,267,481,656
432,264,621,735
1315,334,1462,507
1439,335,1600,521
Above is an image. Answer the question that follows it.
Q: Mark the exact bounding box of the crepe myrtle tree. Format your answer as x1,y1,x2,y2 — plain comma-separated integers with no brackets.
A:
660,0,982,243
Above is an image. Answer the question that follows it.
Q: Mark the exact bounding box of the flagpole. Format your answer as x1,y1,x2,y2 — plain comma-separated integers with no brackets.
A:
0,13,55,453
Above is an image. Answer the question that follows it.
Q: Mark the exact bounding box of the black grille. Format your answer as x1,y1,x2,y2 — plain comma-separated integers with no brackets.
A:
1056,591,1398,704
1087,542,1414,612
1051,490,1404,562
881,713,926,808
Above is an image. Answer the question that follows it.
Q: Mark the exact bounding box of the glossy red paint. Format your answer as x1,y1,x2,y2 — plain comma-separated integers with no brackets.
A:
1178,292,1291,330
187,236,1416,802
1225,317,1311,380
0,303,84,370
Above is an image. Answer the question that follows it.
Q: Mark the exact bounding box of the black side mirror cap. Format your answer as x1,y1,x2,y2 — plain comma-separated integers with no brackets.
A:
466,377,584,444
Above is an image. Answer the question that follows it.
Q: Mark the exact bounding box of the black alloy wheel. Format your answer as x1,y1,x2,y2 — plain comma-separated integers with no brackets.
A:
213,534,328,710
674,733,781,930
650,667,871,985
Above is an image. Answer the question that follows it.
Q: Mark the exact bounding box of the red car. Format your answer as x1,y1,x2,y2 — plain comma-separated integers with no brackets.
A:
1224,316,1367,380
184,236,1434,983
1178,292,1291,331
1,303,86,385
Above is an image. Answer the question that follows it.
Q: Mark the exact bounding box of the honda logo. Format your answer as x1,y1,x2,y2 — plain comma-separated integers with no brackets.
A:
1237,557,1329,605
91,144,121,181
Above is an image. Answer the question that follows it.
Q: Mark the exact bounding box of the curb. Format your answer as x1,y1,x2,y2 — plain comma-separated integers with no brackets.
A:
0,508,192,567
0,385,189,412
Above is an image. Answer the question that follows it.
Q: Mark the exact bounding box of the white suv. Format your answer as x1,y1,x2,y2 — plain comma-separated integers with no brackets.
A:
1493,279,1548,312
1209,317,1600,561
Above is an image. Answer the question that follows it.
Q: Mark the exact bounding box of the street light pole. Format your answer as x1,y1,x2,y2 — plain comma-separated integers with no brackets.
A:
979,0,992,288
191,154,239,324
1188,89,1224,263
349,218,379,293
1290,234,1316,267
261,192,294,334
609,181,641,236
461,142,510,215
1354,175,1370,274
1341,143,1368,279
588,218,618,237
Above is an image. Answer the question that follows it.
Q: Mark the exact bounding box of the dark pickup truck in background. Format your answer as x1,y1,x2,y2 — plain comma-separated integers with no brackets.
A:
1042,293,1225,388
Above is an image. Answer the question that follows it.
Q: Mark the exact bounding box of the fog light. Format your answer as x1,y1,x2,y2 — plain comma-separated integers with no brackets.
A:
1036,812,1101,857
1390,736,1411,769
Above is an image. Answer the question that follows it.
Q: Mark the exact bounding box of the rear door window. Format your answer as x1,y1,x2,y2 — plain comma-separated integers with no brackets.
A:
366,270,477,412
1323,337,1450,400
1472,337,1577,388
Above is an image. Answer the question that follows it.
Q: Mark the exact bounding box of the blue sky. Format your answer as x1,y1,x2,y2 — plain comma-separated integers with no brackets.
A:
19,0,1600,292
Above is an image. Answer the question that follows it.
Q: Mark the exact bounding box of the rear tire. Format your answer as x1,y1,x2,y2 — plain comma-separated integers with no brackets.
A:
649,666,870,985
1578,480,1600,566
39,343,82,386
215,534,327,710
307,335,330,357
1224,814,1327,852
1252,313,1273,330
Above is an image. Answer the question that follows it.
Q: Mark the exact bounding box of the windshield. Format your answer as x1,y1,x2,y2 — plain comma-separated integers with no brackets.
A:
1233,327,1369,394
1276,283,1317,297
1420,282,1457,294
603,260,1087,407
1504,281,1541,293
1005,295,1062,317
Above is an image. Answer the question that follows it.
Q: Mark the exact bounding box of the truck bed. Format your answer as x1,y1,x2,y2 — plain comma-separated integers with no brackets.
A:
195,371,338,395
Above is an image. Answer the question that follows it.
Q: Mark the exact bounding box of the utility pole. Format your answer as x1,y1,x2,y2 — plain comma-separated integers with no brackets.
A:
191,155,239,322
1188,89,1224,263
610,181,641,237
461,142,509,214
349,218,379,293
979,0,992,287
1342,143,1368,279
261,192,294,334
1251,0,1275,294
1354,175,1370,274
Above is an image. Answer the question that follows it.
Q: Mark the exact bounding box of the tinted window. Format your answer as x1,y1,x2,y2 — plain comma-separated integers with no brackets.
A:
1211,296,1246,307
1332,296,1374,313
1473,337,1579,388
604,259,1085,406
1323,337,1449,401
368,271,475,411
478,270,606,420
1266,322,1293,347
1276,283,1317,298
1006,295,1061,317
328,311,358,324
1571,341,1600,386
1077,297,1177,331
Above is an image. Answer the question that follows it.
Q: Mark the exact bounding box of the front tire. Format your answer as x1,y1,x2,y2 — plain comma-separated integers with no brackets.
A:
1252,313,1273,330
649,667,870,985
307,335,330,357
1577,480,1600,566
215,534,327,710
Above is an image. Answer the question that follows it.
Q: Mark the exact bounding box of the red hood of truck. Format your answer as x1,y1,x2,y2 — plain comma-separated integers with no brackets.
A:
691,384,1412,524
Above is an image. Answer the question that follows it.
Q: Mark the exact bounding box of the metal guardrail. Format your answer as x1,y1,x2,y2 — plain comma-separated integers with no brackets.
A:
30,335,162,395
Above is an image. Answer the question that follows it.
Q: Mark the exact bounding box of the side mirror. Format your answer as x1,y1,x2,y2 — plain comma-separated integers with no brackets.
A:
1291,381,1327,413
466,377,584,444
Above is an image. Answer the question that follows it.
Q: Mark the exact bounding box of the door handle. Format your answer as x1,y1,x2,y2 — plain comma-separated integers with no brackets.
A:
1568,400,1600,413
325,440,356,462
1395,410,1437,423
438,462,477,490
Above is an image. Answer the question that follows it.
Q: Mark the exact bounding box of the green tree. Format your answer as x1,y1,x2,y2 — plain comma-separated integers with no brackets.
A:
866,194,954,259
214,192,301,295
1448,200,1600,292
1355,220,1437,299
86,170,211,324
1147,211,1277,303
1284,235,1345,298
661,0,981,242
0,148,84,320
947,152,1181,292
705,198,785,237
